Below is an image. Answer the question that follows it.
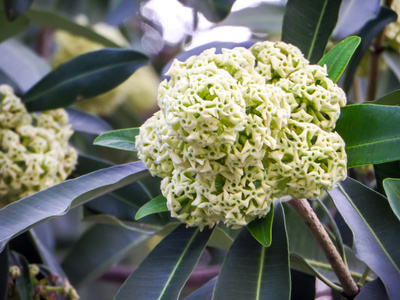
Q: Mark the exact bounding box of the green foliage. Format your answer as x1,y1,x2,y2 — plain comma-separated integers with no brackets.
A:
247,205,274,247
383,178,400,221
135,195,168,220
94,128,139,151
178,0,235,23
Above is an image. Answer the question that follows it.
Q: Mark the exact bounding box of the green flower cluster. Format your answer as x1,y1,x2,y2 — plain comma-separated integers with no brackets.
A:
136,41,347,229
0,85,77,207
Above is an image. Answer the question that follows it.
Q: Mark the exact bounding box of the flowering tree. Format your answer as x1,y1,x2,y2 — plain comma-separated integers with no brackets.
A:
1,0,400,299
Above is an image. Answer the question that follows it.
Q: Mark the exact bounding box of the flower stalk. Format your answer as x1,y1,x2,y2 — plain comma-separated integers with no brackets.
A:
289,198,359,298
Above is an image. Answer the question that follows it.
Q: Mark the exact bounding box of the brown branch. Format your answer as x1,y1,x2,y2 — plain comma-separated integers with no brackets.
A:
289,198,359,298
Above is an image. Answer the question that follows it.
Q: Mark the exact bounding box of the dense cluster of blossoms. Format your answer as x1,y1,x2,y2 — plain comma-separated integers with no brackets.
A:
0,85,77,207
136,41,347,229
53,21,159,115
386,0,400,51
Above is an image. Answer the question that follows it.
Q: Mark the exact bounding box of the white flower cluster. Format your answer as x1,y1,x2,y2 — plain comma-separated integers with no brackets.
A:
386,0,400,51
0,85,77,207
136,41,347,229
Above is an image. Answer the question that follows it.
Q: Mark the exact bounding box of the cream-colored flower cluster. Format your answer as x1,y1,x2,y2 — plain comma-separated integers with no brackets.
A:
386,0,400,51
53,22,159,115
136,41,347,229
0,85,77,207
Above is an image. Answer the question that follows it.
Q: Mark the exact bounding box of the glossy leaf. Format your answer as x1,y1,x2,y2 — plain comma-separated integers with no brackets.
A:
114,225,213,300
94,128,139,152
343,6,397,92
333,0,380,40
67,107,112,135
355,278,389,300
0,245,9,300
0,10,29,43
23,9,122,48
62,224,149,286
373,88,400,106
0,39,49,92
328,178,400,300
212,203,290,300
22,49,148,111
383,178,400,221
318,36,361,83
217,3,285,34
4,0,32,21
135,195,168,220
282,0,342,63
0,161,149,251
178,0,235,23
185,276,217,300
247,205,274,247
335,104,400,167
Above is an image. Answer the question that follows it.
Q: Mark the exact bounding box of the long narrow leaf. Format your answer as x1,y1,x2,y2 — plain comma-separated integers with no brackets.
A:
0,11,29,43
328,178,400,299
247,205,274,247
94,128,139,152
135,195,168,220
282,0,342,63
335,104,400,167
373,89,400,106
185,276,218,300
383,178,400,221
62,224,149,286
355,278,389,300
212,203,290,300
114,225,213,300
23,9,121,48
22,49,148,111
67,107,112,135
0,162,149,252
318,36,361,83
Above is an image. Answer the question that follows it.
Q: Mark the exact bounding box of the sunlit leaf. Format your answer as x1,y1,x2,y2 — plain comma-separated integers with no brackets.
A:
335,104,400,167
247,205,274,247
0,162,149,251
383,178,400,221
135,195,168,220
22,49,148,111
23,9,122,48
94,128,139,152
114,225,212,300
178,0,235,23
62,224,150,286
328,178,400,300
212,203,290,300
282,0,342,63
318,36,361,83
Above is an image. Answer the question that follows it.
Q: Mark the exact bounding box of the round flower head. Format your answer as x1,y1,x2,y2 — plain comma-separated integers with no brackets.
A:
136,41,348,229
0,85,77,207
52,19,139,116
386,0,400,51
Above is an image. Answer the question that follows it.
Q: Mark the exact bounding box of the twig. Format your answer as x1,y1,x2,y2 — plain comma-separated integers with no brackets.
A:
289,198,359,298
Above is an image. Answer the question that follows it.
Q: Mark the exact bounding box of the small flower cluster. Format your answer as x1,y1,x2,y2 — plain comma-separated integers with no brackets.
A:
386,0,400,51
53,21,159,115
136,41,347,229
0,85,77,207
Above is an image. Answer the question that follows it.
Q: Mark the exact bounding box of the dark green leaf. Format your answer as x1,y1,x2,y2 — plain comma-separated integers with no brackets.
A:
114,225,212,300
343,6,397,92
290,269,315,300
0,39,50,92
4,0,32,21
282,0,342,63
9,252,33,300
216,3,285,34
212,203,290,300
328,178,400,300
374,161,400,194
94,128,139,152
185,276,217,300
383,178,400,221
318,36,361,83
178,0,235,23
62,224,149,286
355,278,389,300
383,51,400,84
0,245,9,300
135,195,168,220
247,205,274,247
22,49,148,111
23,9,122,48
335,104,400,167
67,107,112,135
333,0,380,40
0,10,29,43
373,88,400,106
0,161,149,251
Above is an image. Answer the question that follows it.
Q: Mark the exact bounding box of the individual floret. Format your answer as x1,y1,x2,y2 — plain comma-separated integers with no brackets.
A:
0,85,77,207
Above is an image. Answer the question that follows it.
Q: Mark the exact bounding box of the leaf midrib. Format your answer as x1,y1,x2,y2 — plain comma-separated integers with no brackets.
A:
345,135,400,150
307,0,329,61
